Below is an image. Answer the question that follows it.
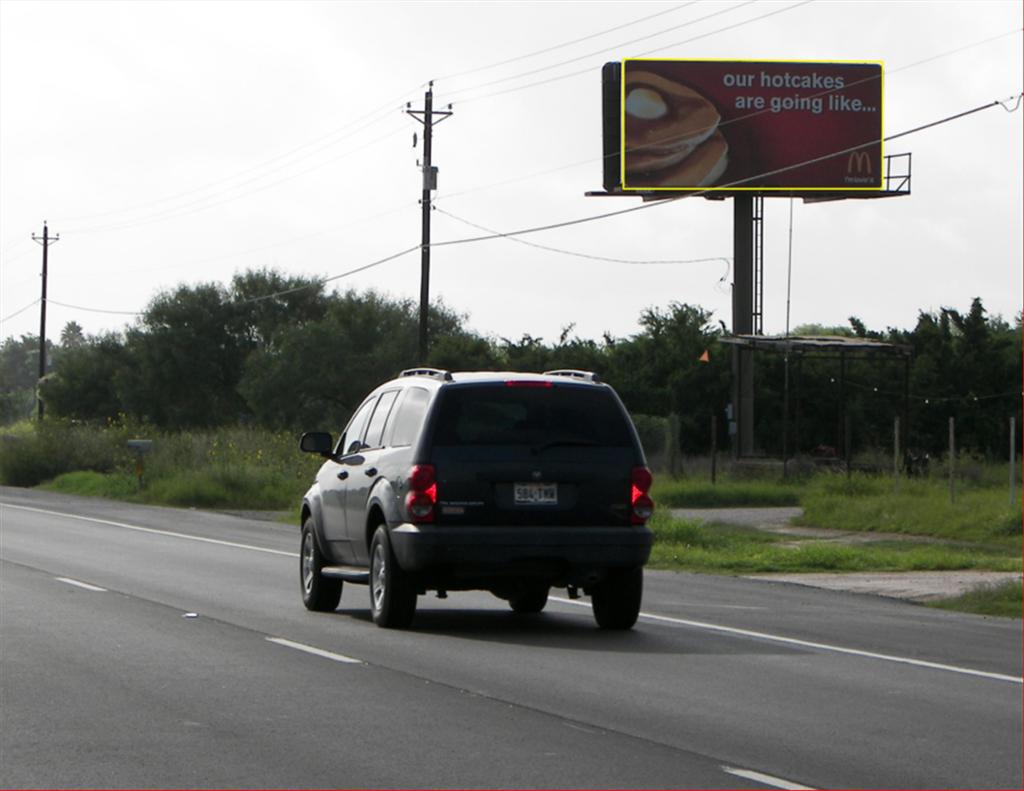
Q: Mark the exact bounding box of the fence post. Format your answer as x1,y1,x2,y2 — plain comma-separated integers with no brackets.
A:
710,414,717,485
845,415,852,480
1010,416,1017,508
893,415,901,492
948,416,956,504
667,412,681,479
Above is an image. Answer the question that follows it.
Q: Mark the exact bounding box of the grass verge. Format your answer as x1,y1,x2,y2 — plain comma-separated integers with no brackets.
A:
652,478,801,508
798,473,1021,544
646,510,1022,575
926,580,1022,618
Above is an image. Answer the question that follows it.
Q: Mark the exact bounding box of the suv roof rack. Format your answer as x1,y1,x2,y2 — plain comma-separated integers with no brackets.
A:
399,367,453,381
543,369,601,383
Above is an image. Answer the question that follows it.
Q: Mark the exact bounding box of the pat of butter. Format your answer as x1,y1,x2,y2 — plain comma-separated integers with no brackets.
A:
625,88,668,120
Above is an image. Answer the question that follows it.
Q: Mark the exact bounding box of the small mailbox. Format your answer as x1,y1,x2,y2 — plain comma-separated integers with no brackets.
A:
127,439,153,486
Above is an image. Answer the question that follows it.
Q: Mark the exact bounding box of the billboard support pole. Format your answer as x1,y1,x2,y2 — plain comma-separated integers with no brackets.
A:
732,196,755,458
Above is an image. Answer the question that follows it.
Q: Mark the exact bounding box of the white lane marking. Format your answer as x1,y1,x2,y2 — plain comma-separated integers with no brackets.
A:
550,597,1023,685
10,502,1019,685
266,637,362,664
722,766,814,790
4,503,297,558
55,576,107,592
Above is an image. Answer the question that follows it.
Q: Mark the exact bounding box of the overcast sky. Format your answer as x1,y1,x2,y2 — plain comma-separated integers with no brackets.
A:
1,0,1021,349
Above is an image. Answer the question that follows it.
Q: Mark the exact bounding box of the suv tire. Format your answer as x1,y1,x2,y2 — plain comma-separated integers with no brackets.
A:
509,586,550,614
591,567,642,630
301,518,342,612
369,526,417,628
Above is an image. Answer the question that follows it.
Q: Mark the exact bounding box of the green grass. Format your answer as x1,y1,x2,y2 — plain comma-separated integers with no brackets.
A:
23,423,321,512
798,473,1021,544
653,478,801,508
42,466,305,511
646,510,1022,575
926,580,1022,618
41,470,140,499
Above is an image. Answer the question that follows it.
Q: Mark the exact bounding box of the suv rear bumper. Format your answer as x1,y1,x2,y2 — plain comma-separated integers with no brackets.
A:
389,523,653,571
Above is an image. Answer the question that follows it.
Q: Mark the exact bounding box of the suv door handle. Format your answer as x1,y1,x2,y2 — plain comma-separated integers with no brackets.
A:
336,471,349,480
365,467,378,477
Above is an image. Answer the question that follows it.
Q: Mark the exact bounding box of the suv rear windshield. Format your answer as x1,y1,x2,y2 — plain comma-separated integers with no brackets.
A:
432,384,632,448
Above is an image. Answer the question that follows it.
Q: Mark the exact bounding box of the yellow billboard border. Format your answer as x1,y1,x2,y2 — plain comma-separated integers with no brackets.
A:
619,58,886,193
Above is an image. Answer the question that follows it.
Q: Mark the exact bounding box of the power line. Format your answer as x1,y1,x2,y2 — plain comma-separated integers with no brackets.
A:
444,0,813,106
435,2,697,83
435,206,729,266
45,299,142,316
14,93,1018,323
53,83,427,227
432,27,1023,206
0,298,41,324
439,0,758,101
63,124,411,235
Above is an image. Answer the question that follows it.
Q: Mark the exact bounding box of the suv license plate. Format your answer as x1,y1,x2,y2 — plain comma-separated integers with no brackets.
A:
514,482,558,505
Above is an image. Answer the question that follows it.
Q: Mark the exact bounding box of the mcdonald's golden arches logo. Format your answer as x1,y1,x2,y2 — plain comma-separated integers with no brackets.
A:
847,150,873,176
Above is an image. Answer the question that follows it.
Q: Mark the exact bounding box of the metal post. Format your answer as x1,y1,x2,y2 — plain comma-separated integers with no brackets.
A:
949,416,956,504
893,415,901,492
782,352,790,480
1010,416,1017,508
845,415,852,480
731,195,755,458
711,415,718,484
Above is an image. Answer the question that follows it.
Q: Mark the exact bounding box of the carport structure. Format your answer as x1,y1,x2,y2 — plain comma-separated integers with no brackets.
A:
718,334,912,470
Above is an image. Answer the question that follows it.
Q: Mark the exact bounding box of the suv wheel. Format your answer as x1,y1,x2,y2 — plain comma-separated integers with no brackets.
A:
591,567,642,630
369,526,417,628
301,519,342,612
509,586,549,614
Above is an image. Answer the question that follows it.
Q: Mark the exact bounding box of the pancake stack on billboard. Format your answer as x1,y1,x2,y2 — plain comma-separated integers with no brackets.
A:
615,59,884,193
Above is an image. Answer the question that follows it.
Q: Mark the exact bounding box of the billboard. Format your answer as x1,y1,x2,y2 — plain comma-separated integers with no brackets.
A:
615,59,884,192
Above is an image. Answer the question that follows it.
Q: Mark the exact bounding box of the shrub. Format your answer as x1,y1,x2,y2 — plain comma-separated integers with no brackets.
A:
0,420,128,486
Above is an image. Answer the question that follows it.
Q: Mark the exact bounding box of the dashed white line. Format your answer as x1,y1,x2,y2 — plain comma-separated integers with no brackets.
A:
55,577,107,592
550,597,1023,685
722,766,814,790
10,501,1019,686
266,637,362,664
4,503,296,558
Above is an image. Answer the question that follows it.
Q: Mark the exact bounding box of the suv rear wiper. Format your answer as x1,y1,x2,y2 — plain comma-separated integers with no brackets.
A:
531,439,600,454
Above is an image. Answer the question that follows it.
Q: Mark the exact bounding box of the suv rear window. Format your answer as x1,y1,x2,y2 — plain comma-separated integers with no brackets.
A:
432,384,632,447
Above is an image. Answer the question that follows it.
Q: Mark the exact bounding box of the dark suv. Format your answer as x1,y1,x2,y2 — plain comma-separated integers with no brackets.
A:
298,368,654,629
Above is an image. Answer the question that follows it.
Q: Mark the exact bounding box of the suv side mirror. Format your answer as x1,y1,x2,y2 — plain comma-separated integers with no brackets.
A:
300,432,334,456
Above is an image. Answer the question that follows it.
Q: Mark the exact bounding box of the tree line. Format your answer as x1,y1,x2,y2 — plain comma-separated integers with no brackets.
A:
1,268,1019,458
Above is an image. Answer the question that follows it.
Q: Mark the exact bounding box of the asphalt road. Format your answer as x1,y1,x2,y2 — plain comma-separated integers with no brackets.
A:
1,487,1021,789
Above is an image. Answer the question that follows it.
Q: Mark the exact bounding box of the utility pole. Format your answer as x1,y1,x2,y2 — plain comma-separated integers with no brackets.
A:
31,222,58,420
406,82,452,363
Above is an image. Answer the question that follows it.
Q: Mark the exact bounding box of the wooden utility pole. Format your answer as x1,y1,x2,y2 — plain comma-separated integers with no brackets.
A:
31,222,58,420
406,83,452,363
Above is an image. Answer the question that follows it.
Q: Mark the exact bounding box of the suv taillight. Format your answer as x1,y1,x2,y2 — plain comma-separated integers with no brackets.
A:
406,464,437,523
630,466,654,524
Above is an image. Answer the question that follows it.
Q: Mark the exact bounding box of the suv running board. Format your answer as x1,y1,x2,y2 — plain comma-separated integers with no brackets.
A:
321,566,370,584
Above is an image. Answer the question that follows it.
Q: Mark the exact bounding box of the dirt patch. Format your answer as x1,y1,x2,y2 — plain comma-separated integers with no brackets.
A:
748,571,1022,602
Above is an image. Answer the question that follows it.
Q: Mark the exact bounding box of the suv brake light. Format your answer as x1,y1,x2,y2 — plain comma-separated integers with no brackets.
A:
406,464,437,523
630,466,654,524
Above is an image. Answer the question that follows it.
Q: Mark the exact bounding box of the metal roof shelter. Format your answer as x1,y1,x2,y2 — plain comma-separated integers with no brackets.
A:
718,334,912,469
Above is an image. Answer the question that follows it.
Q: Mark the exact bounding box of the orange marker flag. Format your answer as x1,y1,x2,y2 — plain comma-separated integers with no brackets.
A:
699,350,710,363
